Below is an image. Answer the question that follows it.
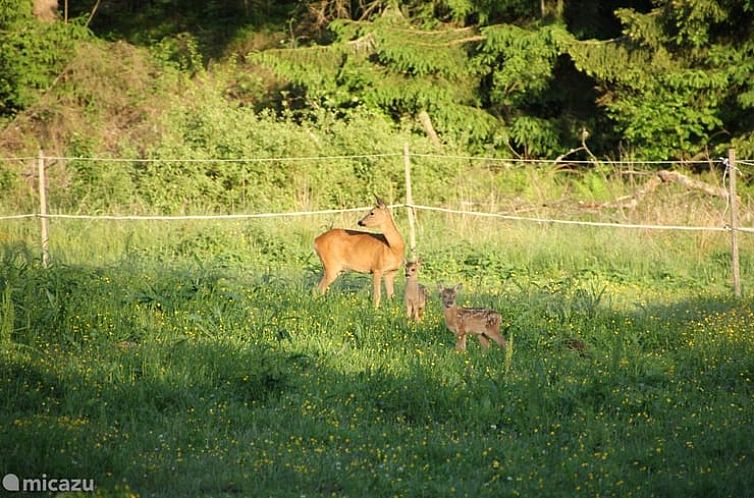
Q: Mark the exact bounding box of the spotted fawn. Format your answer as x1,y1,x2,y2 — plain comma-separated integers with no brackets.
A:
438,284,506,351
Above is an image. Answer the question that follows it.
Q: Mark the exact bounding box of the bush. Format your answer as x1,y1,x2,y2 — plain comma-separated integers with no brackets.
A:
0,4,91,115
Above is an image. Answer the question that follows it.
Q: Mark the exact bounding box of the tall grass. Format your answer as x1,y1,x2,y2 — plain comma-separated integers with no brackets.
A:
2,206,753,497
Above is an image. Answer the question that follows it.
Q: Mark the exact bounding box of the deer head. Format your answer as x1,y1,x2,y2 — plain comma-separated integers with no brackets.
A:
438,283,462,308
405,259,422,278
357,196,390,228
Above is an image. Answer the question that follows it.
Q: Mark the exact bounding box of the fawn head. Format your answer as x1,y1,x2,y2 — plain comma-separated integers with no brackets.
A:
438,283,462,308
405,259,422,278
357,196,389,228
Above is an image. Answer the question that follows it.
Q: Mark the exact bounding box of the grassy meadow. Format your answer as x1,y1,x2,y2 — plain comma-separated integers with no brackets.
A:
1,194,754,497
3,1,754,495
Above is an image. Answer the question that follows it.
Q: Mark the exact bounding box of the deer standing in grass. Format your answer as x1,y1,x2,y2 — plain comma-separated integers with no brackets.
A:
404,260,428,321
438,284,507,351
314,197,405,307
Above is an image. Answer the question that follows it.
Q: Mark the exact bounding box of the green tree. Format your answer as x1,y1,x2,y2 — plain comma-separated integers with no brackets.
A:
252,3,585,155
252,4,499,149
0,0,89,116
474,23,569,156
564,0,754,159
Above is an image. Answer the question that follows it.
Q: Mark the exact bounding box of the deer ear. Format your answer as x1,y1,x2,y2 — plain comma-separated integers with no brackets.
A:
455,283,463,291
374,195,386,208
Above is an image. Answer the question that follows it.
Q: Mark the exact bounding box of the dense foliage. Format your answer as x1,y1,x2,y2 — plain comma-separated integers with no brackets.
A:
0,1,89,114
1,0,753,165
250,0,754,159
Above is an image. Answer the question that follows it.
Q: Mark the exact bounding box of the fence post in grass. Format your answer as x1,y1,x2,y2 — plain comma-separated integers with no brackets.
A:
727,148,741,297
37,149,50,267
403,142,417,261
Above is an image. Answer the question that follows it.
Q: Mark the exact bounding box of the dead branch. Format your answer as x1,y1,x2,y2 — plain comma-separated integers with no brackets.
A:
593,169,730,210
656,170,728,199
85,0,101,27
580,127,599,165
602,176,662,209
554,146,585,165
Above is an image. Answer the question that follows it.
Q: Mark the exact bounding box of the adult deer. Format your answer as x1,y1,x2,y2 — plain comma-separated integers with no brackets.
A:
314,196,405,307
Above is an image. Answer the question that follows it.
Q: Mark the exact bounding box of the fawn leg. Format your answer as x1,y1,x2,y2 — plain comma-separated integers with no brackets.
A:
455,333,468,352
408,303,420,321
486,329,508,348
478,335,491,349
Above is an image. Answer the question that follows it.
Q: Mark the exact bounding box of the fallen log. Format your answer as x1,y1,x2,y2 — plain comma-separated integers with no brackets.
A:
656,170,728,199
596,170,730,210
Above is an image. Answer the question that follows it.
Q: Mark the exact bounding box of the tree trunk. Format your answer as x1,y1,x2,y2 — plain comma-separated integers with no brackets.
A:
418,110,442,149
33,0,58,22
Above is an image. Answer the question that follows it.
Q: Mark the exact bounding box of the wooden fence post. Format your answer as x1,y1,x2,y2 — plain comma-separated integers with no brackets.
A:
403,143,417,261
37,149,50,267
728,148,741,297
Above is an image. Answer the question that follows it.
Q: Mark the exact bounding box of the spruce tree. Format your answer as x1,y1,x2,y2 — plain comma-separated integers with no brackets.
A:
563,1,754,159
251,4,499,149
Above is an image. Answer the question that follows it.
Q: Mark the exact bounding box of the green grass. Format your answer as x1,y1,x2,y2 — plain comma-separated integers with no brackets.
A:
1,215,754,498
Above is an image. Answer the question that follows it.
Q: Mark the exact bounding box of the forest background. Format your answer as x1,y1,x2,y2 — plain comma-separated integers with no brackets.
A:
1,0,754,214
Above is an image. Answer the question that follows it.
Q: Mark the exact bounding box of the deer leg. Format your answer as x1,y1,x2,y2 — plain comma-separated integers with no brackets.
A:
478,335,491,349
455,333,468,352
372,270,383,307
316,268,339,295
485,329,508,348
408,302,419,320
417,304,425,321
384,270,397,299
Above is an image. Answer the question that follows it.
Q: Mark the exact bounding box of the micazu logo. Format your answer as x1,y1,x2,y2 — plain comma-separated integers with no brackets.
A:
3,473,95,493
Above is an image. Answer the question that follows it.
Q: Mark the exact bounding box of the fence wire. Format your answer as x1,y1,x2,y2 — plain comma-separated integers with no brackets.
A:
3,152,751,167
1,151,752,234
2,205,750,234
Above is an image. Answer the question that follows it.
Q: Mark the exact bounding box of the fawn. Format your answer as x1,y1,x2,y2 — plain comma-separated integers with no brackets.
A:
313,196,405,307
438,284,507,351
404,260,428,321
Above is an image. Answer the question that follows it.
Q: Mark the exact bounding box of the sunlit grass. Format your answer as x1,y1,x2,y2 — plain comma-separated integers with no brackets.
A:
1,214,753,497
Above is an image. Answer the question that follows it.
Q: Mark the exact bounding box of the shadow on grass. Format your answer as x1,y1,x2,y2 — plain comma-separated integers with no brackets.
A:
2,260,754,497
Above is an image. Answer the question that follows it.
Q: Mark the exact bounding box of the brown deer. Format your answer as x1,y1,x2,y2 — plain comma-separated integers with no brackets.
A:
404,259,428,321
438,284,507,351
314,196,405,307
